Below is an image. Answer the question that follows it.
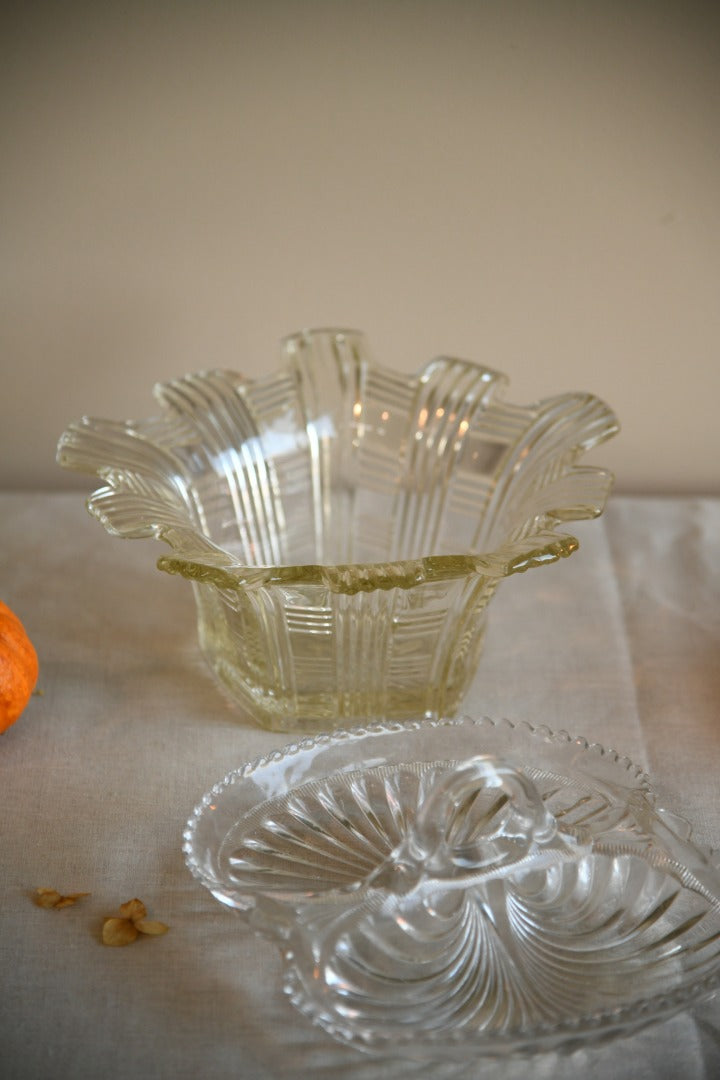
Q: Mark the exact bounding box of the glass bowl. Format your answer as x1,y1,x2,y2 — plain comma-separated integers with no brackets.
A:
57,327,618,732
183,715,720,1061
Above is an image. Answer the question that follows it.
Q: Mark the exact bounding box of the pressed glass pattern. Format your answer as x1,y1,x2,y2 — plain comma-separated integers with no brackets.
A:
183,716,720,1061
57,328,618,731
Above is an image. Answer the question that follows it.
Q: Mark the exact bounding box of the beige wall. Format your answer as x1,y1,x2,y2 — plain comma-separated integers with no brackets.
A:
2,1,719,494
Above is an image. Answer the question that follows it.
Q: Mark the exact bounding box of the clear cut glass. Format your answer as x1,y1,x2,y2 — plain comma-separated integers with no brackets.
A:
183,716,720,1061
57,328,618,732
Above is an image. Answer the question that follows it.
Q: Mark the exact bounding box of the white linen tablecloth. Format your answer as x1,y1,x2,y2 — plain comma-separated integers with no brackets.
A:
1,493,718,1080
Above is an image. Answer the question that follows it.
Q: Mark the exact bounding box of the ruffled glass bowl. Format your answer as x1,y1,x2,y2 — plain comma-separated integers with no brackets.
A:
57,328,618,732
183,715,720,1061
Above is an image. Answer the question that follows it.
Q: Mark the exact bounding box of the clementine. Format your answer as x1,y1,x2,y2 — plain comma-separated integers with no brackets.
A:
0,600,39,732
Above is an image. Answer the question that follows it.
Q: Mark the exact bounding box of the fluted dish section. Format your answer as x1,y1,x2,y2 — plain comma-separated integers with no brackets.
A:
183,716,720,1061
57,329,619,730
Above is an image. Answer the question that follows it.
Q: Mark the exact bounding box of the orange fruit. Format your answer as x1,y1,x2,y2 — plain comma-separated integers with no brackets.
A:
0,600,39,732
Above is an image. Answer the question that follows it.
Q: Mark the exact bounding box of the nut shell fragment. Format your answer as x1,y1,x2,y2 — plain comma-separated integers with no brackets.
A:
118,898,147,921
102,917,139,946
35,888,90,909
134,919,169,936
102,898,169,945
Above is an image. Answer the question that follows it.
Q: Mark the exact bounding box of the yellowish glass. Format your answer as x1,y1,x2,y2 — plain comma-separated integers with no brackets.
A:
57,328,618,731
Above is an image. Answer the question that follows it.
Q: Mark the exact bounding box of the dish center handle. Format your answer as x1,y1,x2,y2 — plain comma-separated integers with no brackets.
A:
369,756,558,893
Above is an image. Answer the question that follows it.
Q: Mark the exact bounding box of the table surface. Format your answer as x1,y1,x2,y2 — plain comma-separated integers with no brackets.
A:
1,492,719,1080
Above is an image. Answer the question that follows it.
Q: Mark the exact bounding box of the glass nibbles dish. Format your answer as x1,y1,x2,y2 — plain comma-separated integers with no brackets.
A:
57,327,618,732
183,716,720,1061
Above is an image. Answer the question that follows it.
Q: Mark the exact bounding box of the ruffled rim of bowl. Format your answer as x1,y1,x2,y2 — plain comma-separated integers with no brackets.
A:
58,333,619,596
